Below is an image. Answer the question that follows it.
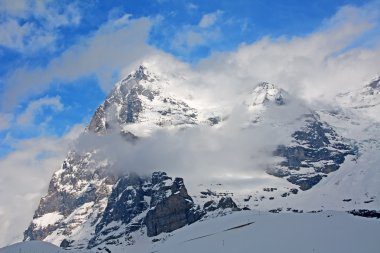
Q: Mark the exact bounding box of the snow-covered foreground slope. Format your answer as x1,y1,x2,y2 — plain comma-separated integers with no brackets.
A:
3,211,379,253
0,241,92,253
151,211,380,253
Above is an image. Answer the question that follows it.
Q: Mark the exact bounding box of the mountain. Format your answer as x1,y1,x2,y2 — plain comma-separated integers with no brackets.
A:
88,65,219,136
17,66,380,252
336,76,380,119
23,65,220,250
243,82,356,190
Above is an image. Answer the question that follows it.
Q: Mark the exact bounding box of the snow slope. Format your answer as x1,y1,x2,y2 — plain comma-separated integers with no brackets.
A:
0,241,92,253
150,210,380,253
3,211,379,253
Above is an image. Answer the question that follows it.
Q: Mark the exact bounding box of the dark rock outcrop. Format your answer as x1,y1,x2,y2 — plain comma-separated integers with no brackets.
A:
349,209,380,219
88,174,151,248
95,174,149,233
287,175,324,191
203,197,239,212
269,113,357,190
203,200,218,212
60,239,73,249
217,197,238,209
145,172,204,237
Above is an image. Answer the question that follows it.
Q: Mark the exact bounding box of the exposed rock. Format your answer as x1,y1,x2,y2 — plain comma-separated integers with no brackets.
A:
200,189,217,196
145,172,204,237
94,174,149,234
269,113,357,190
60,239,73,249
24,151,115,242
263,187,277,192
217,197,238,209
269,208,282,213
88,173,151,248
203,197,240,212
208,116,221,125
243,195,252,202
287,175,324,191
203,200,218,212
349,209,380,219
88,65,198,134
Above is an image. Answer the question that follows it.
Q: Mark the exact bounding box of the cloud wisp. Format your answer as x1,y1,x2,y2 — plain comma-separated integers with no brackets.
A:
0,0,81,53
16,96,63,126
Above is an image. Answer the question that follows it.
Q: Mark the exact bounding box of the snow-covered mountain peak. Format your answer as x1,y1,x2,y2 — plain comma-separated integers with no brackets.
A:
247,82,286,108
337,76,380,105
114,65,163,96
88,65,205,136
240,82,291,125
335,75,380,121
131,65,153,80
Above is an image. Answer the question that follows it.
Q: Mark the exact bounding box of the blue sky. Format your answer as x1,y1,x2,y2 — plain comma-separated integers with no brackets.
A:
0,0,379,158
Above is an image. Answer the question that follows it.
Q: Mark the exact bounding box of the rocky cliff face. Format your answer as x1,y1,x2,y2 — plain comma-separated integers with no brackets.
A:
269,113,357,190
88,65,204,136
145,172,204,237
87,171,203,248
25,165,207,249
24,150,115,247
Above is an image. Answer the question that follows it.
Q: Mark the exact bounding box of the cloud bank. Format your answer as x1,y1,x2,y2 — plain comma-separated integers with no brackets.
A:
196,5,380,102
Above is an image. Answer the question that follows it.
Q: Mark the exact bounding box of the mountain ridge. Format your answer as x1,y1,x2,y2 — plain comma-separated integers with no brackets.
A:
20,65,380,252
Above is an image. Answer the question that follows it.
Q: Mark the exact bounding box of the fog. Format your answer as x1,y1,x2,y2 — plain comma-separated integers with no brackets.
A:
73,99,306,190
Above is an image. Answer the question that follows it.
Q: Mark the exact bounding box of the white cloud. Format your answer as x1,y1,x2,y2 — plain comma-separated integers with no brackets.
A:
34,1,81,28
169,10,224,53
0,114,13,131
0,124,84,246
187,3,198,10
0,0,29,17
196,5,380,102
74,102,295,191
16,96,63,126
0,19,34,51
0,0,81,53
140,4,380,111
171,29,205,51
0,18,57,53
170,27,221,54
1,15,155,112
199,10,223,28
